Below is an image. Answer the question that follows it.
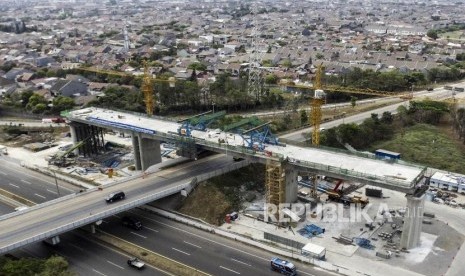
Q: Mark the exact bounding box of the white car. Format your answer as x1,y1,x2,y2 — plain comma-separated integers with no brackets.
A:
127,258,145,270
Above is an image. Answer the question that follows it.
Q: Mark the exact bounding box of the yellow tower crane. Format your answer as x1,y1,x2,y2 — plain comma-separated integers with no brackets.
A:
141,62,154,116
309,64,412,146
77,64,175,117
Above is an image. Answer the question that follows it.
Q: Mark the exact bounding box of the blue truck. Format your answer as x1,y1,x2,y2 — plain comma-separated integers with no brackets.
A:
270,257,297,275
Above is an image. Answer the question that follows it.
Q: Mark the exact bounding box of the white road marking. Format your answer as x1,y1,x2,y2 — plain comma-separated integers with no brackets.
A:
8,183,19,188
34,193,46,199
231,258,252,266
69,243,84,251
144,226,159,233
102,220,109,224
0,171,6,175
144,216,317,276
183,241,201,248
92,269,107,276
113,214,121,219
130,232,147,239
106,260,125,270
21,180,31,185
172,247,190,255
220,266,240,274
47,189,57,194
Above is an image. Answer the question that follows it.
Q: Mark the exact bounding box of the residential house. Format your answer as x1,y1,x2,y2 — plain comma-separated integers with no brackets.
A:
50,79,88,97
0,76,17,97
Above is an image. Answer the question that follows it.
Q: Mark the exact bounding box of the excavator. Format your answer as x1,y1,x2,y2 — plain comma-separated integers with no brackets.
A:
48,137,90,167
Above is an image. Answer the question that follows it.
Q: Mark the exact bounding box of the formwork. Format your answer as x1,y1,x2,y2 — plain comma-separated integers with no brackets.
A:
265,161,285,206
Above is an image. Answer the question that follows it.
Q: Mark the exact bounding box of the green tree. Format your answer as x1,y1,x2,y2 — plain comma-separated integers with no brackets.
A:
40,255,74,276
33,103,47,114
300,109,308,126
20,90,34,107
26,94,47,110
264,74,278,84
52,96,75,113
350,96,357,108
427,29,438,40
188,62,207,71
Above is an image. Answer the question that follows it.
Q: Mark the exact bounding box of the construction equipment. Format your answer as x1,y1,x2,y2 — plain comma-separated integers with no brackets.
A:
177,110,226,136
49,137,91,167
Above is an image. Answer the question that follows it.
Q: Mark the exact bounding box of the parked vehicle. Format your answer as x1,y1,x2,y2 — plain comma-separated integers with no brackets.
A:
122,216,142,230
270,257,297,275
127,257,145,270
105,191,125,203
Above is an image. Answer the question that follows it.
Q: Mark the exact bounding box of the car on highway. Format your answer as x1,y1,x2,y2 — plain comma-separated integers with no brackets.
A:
122,216,142,230
127,257,145,270
105,191,125,203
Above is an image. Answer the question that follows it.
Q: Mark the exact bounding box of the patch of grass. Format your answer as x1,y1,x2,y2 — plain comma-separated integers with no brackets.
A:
178,164,265,225
370,123,465,174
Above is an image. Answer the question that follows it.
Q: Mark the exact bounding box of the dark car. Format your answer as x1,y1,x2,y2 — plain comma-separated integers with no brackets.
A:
122,216,142,230
105,191,125,203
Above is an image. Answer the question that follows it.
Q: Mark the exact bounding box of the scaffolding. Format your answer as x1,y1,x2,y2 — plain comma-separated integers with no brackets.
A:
266,161,285,206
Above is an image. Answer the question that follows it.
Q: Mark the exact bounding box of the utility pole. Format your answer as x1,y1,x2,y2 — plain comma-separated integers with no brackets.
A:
52,171,61,197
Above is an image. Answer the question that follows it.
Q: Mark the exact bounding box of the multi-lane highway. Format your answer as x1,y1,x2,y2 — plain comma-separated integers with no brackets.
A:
0,157,78,203
100,209,335,276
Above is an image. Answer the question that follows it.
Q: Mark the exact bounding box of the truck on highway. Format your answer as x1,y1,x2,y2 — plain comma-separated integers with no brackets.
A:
127,257,145,270
270,257,297,275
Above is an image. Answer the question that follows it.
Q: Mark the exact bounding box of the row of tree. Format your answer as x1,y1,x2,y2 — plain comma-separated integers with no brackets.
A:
320,100,450,150
0,255,74,276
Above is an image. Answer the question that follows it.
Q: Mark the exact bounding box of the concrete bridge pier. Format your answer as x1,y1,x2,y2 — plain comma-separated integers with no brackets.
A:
284,166,298,203
400,192,425,249
43,236,60,246
132,134,161,171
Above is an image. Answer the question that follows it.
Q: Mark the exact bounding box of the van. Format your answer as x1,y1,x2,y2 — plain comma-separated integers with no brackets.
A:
122,216,142,230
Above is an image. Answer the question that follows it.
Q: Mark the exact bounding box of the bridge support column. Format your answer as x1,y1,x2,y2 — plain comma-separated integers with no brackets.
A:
138,135,161,171
132,135,142,170
44,236,60,246
400,193,425,249
284,166,298,203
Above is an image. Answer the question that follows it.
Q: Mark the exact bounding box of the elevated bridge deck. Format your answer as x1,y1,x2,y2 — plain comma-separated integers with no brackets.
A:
68,108,426,192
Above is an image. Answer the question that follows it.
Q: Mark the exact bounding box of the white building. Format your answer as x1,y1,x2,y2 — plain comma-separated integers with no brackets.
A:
429,171,465,193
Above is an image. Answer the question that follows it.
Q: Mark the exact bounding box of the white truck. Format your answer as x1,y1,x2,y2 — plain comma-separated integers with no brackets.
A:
301,242,326,260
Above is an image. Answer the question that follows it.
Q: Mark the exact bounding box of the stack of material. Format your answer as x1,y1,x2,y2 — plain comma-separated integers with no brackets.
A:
297,224,325,238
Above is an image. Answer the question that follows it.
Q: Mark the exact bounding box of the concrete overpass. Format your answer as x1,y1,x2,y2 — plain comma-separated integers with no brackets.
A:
0,155,245,254
64,107,427,249
68,107,426,194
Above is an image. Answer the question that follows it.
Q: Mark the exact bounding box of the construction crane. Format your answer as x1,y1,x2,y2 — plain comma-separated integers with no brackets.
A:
304,63,413,146
141,62,154,116
77,65,175,117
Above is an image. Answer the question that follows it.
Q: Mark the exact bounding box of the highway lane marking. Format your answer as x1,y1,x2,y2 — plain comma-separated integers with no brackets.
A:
231,258,251,266
171,247,190,256
183,240,201,248
142,216,316,276
92,269,107,276
47,189,57,194
0,161,75,192
106,260,125,270
130,232,147,239
0,171,6,175
69,243,84,251
34,193,46,199
220,266,240,274
102,220,109,224
21,180,31,185
8,183,19,188
145,226,159,233
113,214,121,218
